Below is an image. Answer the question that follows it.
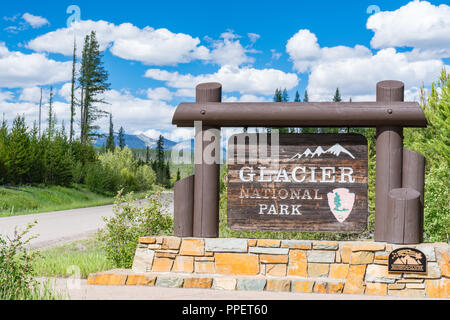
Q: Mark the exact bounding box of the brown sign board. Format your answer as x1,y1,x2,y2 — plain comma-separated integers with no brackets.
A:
227,133,368,233
388,248,427,273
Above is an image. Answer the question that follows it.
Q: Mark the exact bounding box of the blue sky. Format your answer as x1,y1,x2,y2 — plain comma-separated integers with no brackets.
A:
0,0,449,142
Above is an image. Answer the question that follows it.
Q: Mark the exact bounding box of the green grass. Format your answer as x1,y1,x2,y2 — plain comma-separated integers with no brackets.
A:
32,237,114,279
0,184,150,217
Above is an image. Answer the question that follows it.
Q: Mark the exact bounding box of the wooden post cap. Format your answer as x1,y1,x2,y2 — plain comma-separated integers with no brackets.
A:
376,80,404,102
196,83,222,103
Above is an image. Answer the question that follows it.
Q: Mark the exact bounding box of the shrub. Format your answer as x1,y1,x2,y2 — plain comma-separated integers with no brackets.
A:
98,190,173,268
0,221,58,300
85,147,156,195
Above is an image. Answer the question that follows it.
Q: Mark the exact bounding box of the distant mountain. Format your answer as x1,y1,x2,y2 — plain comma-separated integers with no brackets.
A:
289,143,355,160
93,133,177,150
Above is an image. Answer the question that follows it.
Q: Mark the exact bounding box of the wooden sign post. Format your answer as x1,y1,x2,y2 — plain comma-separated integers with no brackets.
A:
227,133,368,232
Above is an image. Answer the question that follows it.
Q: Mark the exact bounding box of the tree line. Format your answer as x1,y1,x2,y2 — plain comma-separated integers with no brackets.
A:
0,30,172,191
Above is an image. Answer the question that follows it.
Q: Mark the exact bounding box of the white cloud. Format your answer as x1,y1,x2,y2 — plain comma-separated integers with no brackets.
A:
306,48,444,101
137,127,194,142
286,29,372,73
27,21,258,68
248,33,260,44
19,87,46,103
206,32,254,67
0,42,71,88
367,1,450,57
145,65,299,96
96,89,177,133
0,90,14,102
286,27,446,101
223,94,269,102
22,13,49,28
146,87,173,101
27,20,208,66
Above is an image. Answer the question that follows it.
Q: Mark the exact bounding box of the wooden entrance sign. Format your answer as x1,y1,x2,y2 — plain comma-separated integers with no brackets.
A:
227,134,368,232
171,80,427,242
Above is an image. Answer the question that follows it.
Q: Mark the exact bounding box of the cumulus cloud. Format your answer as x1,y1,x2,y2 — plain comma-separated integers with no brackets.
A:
27,20,209,66
286,29,372,73
144,65,299,96
146,87,173,101
0,42,71,88
367,1,450,57
26,20,257,68
22,13,49,28
306,48,444,101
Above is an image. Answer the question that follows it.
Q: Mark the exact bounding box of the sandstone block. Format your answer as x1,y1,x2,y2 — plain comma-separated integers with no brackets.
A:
329,264,349,279
312,241,339,250
291,280,314,293
215,253,259,275
183,277,213,289
126,274,156,286
343,265,366,294
236,279,266,291
266,279,291,292
257,240,281,248
350,251,374,265
179,238,205,256
248,247,289,255
151,258,173,272
307,263,330,278
365,283,387,295
287,250,307,277
162,236,182,250
156,277,184,288
205,238,247,252
260,254,288,264
266,264,287,276
281,240,312,250
172,256,194,273
307,250,335,263
213,278,237,290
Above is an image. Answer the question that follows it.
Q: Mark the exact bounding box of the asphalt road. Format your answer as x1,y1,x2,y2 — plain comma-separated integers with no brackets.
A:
0,191,173,249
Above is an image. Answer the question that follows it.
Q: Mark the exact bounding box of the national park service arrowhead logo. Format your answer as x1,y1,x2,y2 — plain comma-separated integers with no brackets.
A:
327,188,355,223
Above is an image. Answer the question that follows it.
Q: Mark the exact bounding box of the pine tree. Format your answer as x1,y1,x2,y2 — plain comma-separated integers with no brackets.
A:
333,88,342,102
69,38,77,144
303,90,309,102
294,90,301,102
281,88,289,102
0,118,8,184
47,87,55,139
38,87,43,137
165,160,171,187
273,88,282,102
6,116,30,184
106,113,115,152
145,146,150,164
118,127,125,149
79,31,110,145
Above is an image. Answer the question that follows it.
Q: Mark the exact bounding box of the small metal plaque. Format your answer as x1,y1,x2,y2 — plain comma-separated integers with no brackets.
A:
388,248,427,273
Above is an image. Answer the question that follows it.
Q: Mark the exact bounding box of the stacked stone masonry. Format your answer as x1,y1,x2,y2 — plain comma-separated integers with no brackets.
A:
87,237,449,298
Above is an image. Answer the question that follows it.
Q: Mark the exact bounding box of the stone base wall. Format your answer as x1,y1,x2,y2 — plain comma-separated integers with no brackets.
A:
90,237,449,298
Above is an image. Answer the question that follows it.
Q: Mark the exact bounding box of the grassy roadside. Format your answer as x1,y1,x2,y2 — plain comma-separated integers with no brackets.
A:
32,236,114,279
0,184,150,217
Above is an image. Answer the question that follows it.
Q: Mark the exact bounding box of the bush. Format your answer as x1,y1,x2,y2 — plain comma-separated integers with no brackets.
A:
404,69,449,242
0,221,58,300
98,190,173,268
85,147,156,195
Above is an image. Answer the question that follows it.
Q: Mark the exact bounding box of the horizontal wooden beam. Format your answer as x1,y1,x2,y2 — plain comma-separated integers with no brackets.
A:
172,102,427,128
